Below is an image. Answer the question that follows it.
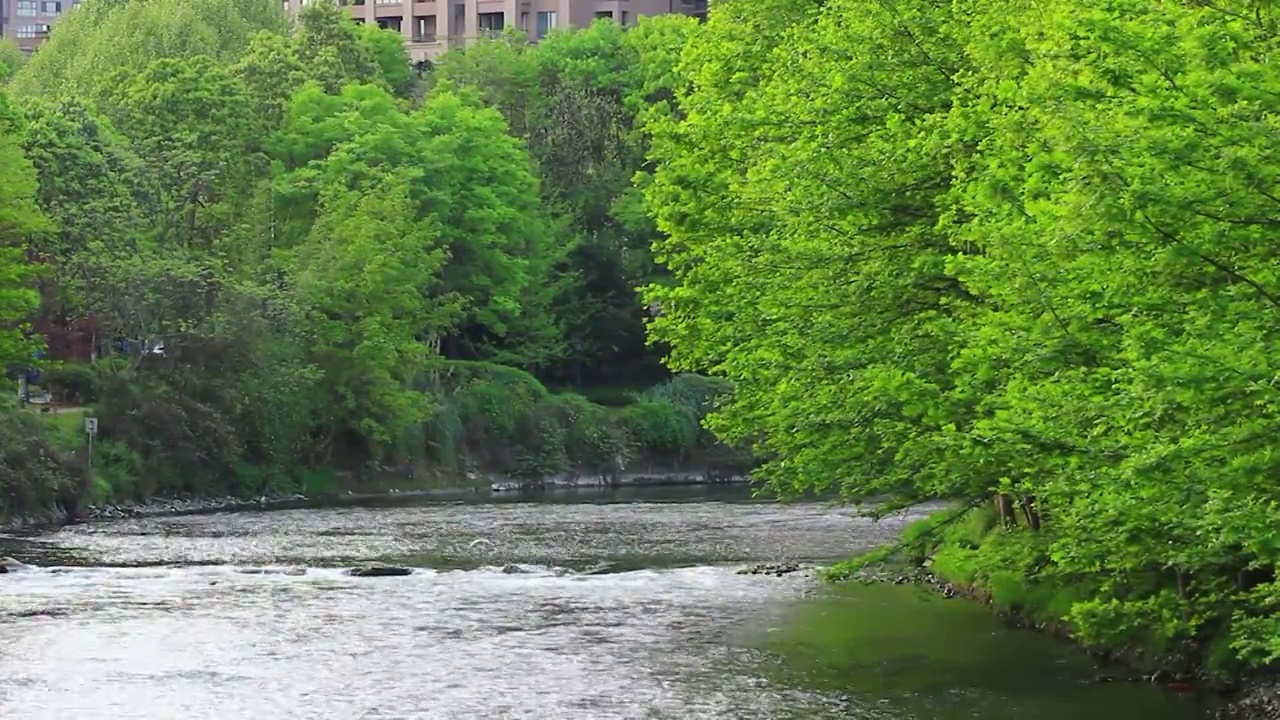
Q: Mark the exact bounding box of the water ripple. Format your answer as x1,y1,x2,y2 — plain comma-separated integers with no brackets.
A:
0,494,927,720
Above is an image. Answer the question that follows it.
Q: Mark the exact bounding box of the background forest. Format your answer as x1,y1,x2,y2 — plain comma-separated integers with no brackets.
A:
0,0,729,515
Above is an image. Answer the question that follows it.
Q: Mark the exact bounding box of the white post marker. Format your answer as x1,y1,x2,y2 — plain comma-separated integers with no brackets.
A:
85,417,99,474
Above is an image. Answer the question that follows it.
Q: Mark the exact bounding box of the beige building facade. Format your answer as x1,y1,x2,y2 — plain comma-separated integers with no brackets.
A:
2,0,705,59
301,0,707,62
1,0,75,52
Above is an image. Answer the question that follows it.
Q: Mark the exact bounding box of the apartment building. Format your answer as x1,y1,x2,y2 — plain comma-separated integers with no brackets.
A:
1,0,77,52
1,0,706,59
295,0,708,61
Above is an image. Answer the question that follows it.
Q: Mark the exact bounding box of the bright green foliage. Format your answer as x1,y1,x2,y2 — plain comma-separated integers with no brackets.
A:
357,23,416,98
0,92,46,370
20,98,146,255
7,0,285,101
102,56,261,248
427,362,728,478
292,2,379,93
233,31,307,129
294,173,452,450
643,0,1280,672
272,82,560,362
0,40,24,84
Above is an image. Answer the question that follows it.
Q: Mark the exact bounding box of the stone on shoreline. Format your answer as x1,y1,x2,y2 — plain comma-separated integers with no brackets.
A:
81,493,312,522
348,562,414,577
1220,677,1280,720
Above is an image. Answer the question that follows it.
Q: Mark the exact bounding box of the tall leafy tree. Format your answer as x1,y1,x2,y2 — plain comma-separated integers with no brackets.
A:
0,93,48,370
103,56,262,249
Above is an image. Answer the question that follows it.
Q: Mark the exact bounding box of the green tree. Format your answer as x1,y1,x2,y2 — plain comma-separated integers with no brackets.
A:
0,92,47,370
357,23,416,98
641,0,1280,673
293,173,455,454
0,39,25,84
234,31,307,130
103,55,262,248
272,82,561,364
435,19,697,383
293,2,378,93
0,91,43,366
8,0,285,101
20,98,146,255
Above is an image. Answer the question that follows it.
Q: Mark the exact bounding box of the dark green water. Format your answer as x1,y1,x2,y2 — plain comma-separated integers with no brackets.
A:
763,581,1218,719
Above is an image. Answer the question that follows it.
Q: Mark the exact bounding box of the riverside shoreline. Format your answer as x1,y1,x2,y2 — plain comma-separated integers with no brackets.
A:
0,470,753,531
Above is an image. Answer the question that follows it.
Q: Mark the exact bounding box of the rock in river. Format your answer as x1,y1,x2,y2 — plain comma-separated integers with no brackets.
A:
236,567,307,576
348,563,414,578
0,557,30,573
736,562,804,577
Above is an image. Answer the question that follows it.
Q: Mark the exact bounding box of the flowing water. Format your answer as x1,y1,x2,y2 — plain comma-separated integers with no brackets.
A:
0,486,1220,719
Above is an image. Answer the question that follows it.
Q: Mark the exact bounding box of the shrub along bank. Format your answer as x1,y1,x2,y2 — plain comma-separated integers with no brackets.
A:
0,365,746,524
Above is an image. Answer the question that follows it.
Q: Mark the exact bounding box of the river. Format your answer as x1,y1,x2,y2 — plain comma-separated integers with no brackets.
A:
0,486,1221,719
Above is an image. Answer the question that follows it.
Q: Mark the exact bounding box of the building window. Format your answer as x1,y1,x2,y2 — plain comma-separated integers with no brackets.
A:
478,11,503,37
413,14,436,41
620,11,629,25
535,10,555,39
374,0,398,5
519,11,528,32
376,16,401,31
15,24,50,38
15,1,37,17
594,10,612,21
41,0,61,13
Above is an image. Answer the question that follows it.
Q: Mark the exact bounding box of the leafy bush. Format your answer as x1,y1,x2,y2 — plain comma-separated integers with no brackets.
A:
544,393,631,474
447,361,548,441
92,438,141,503
41,362,99,404
621,399,698,460
423,363,717,476
96,377,244,497
638,373,732,424
0,408,78,520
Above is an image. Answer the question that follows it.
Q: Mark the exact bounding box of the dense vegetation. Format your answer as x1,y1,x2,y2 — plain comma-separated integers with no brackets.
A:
643,0,1280,679
0,0,729,521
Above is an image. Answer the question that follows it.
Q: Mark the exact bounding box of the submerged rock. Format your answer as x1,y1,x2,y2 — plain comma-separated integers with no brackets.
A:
236,567,307,576
737,562,803,577
0,557,30,573
501,564,528,574
348,563,413,578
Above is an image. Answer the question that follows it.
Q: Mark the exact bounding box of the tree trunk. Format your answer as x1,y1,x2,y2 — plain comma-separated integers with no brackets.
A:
1020,495,1042,531
995,493,1017,529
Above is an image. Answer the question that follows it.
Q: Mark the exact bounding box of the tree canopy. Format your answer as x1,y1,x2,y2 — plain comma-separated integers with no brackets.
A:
643,0,1280,671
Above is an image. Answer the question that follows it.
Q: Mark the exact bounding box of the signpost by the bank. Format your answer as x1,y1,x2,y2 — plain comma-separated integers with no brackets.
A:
85,416,99,476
